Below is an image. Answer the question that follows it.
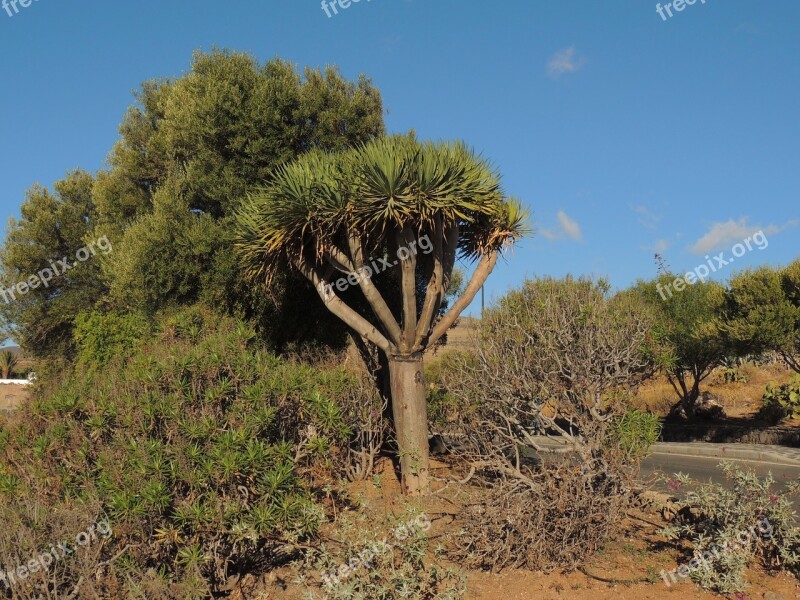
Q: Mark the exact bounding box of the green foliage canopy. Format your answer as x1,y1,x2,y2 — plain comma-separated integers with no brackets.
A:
633,275,731,415
0,170,105,357
721,265,800,372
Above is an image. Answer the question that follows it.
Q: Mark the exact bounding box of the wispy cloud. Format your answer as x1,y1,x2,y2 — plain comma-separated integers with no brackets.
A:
541,210,583,241
546,46,585,78
640,239,670,254
630,204,663,230
691,217,799,254
558,211,583,240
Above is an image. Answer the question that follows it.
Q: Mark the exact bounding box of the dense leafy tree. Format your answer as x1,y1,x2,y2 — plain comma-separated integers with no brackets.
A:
236,135,528,494
0,170,106,357
104,191,223,314
94,50,384,229
635,275,731,417
96,49,385,348
721,265,800,372
2,50,385,358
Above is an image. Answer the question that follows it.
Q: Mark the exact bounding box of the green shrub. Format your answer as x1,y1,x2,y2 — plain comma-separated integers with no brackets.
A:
661,462,800,593
761,375,800,421
73,310,150,367
608,408,662,460
717,355,752,384
0,307,367,598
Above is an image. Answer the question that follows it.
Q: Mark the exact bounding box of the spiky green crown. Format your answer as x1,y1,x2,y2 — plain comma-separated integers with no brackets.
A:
235,135,529,281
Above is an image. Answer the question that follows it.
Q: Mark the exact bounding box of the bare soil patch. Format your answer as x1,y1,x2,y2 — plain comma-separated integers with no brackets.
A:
240,458,800,599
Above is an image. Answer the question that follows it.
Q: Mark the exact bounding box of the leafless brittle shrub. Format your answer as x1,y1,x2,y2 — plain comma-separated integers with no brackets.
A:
441,277,660,571
0,497,116,599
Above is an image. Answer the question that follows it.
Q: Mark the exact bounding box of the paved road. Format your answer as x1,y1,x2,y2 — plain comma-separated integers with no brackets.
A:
524,436,800,492
444,435,800,494
641,452,800,490
641,446,800,493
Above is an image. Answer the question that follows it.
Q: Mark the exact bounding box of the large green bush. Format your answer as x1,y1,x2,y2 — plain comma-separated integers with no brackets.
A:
0,307,371,598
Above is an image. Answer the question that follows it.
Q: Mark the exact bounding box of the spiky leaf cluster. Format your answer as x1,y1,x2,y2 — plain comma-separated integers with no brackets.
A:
236,135,528,281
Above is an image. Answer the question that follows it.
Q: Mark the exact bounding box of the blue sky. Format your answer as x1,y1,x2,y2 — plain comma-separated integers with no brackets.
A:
1,0,798,313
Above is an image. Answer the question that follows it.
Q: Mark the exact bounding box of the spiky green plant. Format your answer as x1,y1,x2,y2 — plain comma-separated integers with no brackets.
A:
0,306,378,597
0,349,18,379
236,135,529,494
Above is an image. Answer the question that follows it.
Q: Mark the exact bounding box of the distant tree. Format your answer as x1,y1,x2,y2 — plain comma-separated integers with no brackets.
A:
0,170,105,358
634,275,731,417
780,259,800,371
0,350,18,379
721,264,800,373
236,136,528,494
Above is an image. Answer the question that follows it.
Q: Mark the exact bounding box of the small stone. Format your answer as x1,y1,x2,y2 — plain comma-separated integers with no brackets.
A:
763,592,785,600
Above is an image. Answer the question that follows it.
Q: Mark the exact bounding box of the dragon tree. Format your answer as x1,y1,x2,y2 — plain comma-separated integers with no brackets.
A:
236,135,527,494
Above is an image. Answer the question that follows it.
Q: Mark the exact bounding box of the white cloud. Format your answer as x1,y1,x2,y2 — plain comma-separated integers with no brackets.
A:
546,46,585,78
557,210,582,240
691,217,800,254
631,204,663,230
639,239,670,254
541,210,583,241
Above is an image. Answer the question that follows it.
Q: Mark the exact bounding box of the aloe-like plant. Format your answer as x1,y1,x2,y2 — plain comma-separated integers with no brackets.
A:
236,135,528,494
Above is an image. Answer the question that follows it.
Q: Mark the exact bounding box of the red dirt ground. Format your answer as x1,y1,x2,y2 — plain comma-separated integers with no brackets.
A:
241,457,800,599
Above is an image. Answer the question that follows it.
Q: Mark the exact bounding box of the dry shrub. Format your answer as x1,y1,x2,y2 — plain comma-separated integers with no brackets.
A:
440,277,661,571
0,497,114,599
298,508,466,600
330,356,389,483
454,460,630,572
